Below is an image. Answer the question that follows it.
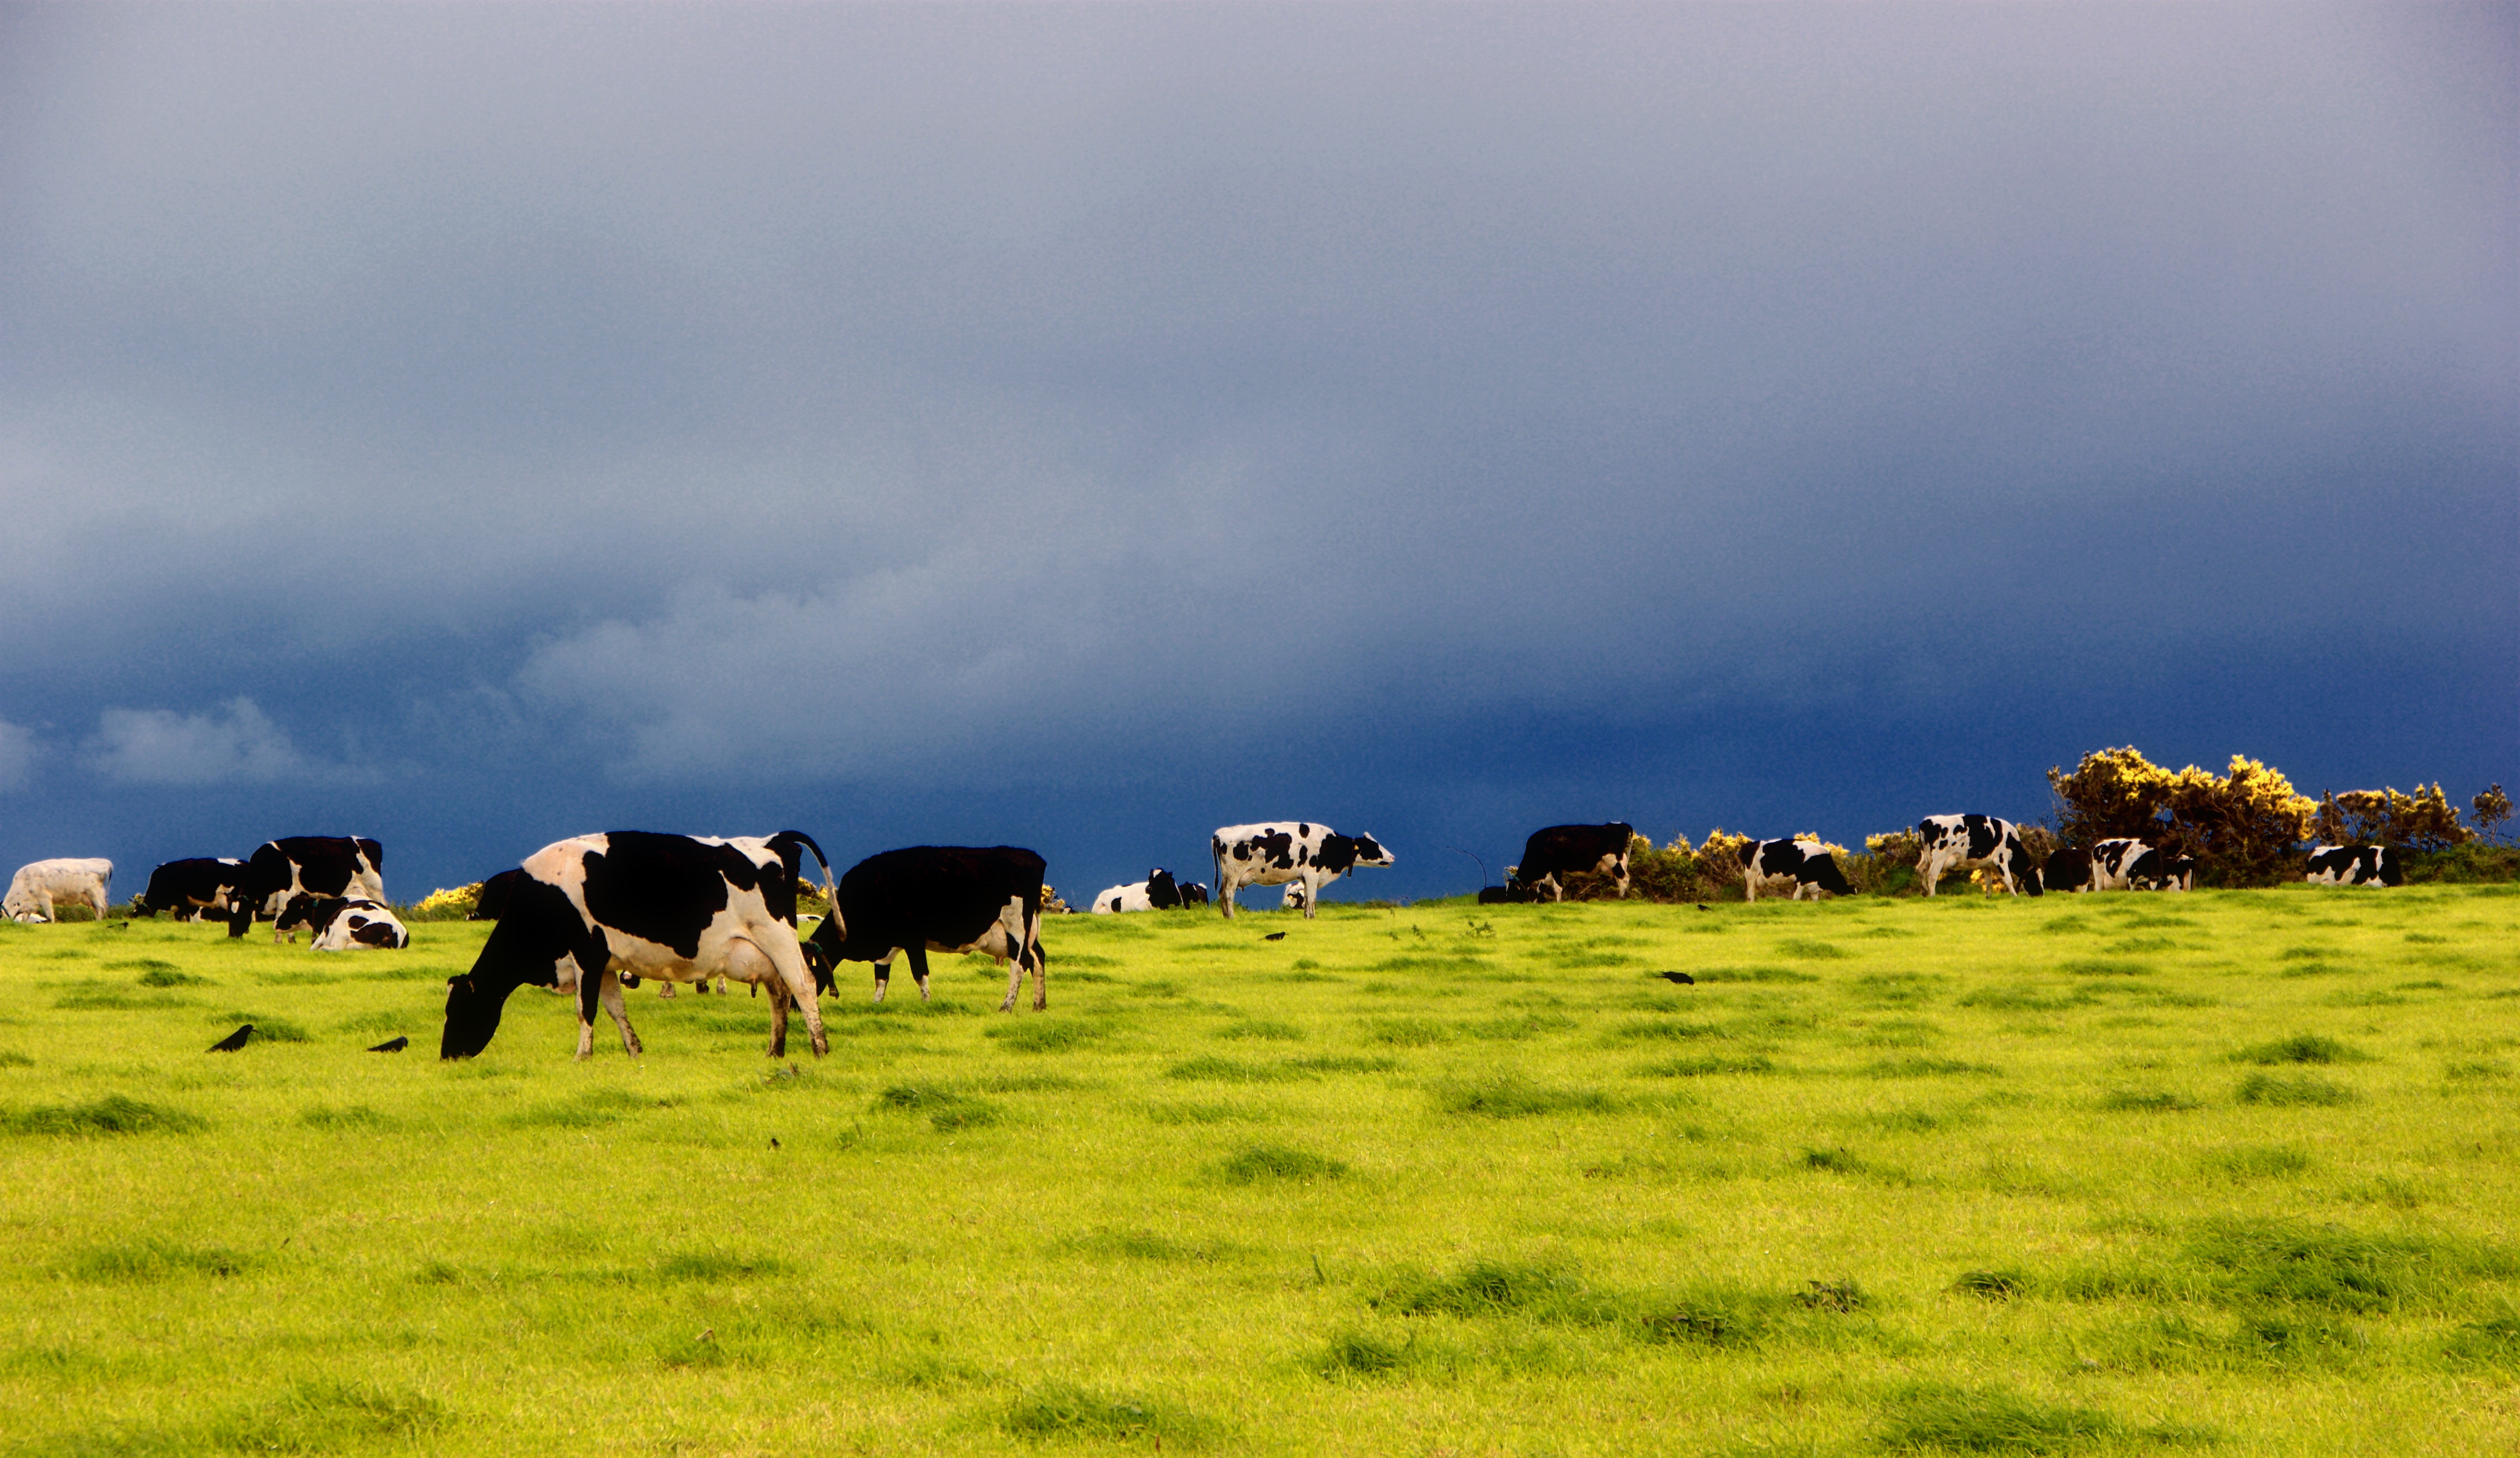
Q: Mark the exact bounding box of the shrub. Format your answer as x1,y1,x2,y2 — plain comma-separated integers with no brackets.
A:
2048,746,2318,886
2314,785,2477,853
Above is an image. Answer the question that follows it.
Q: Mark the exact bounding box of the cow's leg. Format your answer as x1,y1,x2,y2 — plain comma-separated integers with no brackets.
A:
872,949,895,1002
1217,873,1237,919
752,930,826,1058
1919,852,1941,896
575,969,603,1059
599,972,641,1056
905,944,934,1001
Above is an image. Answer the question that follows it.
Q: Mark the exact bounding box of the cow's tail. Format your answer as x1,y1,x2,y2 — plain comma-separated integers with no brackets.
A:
1213,837,1229,918
768,830,841,942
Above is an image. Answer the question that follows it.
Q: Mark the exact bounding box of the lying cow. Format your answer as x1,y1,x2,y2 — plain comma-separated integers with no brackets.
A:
440,830,833,1061
2305,844,2401,888
228,837,385,939
1211,822,1393,919
132,857,246,921
1477,883,1539,905
1177,881,1211,907
277,895,410,950
1915,815,2043,896
803,845,1049,1012
1739,838,1852,901
2040,846,2094,894
1092,868,1183,913
1508,823,1634,902
4,858,113,923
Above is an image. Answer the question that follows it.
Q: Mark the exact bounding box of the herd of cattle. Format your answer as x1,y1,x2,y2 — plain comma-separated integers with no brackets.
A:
3,812,2409,1064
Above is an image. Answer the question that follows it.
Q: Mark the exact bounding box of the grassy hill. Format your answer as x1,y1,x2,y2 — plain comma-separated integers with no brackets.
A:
1,884,2515,1455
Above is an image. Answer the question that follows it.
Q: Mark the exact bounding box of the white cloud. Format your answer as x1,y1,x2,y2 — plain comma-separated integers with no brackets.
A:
0,720,36,792
84,697,362,787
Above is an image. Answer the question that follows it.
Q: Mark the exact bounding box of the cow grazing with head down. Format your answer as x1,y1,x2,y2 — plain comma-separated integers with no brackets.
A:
5,859,114,923
440,831,833,1061
1739,839,1852,901
228,837,385,939
2090,839,2190,892
2040,846,2094,894
1915,815,2043,896
1091,869,1183,914
2305,844,2401,888
1211,823,1393,919
277,896,410,950
802,846,1049,1011
133,858,246,922
1508,824,1634,902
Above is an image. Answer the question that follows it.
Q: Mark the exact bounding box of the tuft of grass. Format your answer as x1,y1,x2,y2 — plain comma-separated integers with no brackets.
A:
2232,1033,2368,1065
2180,1218,2516,1313
69,1240,261,1282
875,1084,1004,1130
1876,1382,2117,1454
1430,1073,1613,1118
1372,1258,1584,1317
1775,938,1851,960
2442,1308,2520,1368
1163,1056,1308,1084
1312,1328,1415,1378
0,1051,31,1068
1363,1017,1456,1047
1636,1054,1776,1078
986,1019,1106,1053
1690,965,1819,984
1862,1057,2000,1078
2234,1072,2356,1106
1608,1018,1730,1042
1957,985,2095,1012
1213,1142,1347,1184
2060,959,2151,977
655,1251,792,1282
1001,1382,1214,1446
1213,1018,1304,1041
1,1096,206,1137
203,1381,451,1451
215,1013,310,1042
1054,1229,1240,1263
2198,1143,2313,1180
1951,1269,2028,1300
131,966,210,987
299,1103,395,1130
2102,1088,2202,1112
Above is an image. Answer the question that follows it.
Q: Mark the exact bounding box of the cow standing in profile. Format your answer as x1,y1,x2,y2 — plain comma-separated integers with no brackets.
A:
803,846,1049,1011
1739,839,1852,901
1210,823,1394,919
228,837,386,939
5,859,114,923
440,831,833,1061
1914,815,2043,896
133,858,246,921
2304,844,2401,887
1507,823,1635,902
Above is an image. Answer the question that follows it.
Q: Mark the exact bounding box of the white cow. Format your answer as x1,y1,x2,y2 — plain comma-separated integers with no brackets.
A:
1210,822,1393,919
5,859,113,923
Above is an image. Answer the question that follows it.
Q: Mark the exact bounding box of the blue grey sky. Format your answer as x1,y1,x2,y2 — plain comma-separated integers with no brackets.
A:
2,3,2512,904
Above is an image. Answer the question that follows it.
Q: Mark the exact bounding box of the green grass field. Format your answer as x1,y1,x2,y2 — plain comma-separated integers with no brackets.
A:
2,884,2516,1456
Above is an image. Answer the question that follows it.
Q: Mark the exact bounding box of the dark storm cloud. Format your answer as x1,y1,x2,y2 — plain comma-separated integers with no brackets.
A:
0,3,2510,896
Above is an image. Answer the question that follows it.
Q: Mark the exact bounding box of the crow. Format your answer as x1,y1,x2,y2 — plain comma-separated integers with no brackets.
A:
1655,971,1696,985
1263,932,1287,941
367,1035,409,1052
208,1024,254,1052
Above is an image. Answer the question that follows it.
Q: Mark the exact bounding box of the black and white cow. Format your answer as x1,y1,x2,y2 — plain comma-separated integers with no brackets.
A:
1091,868,1183,914
1507,823,1635,902
2090,839,2191,892
2155,857,2198,892
227,837,385,939
469,867,526,921
1211,822,1393,919
1177,881,1211,907
1739,838,1853,901
2304,844,2401,888
2040,846,2094,894
802,846,1049,1012
276,896,410,950
4,858,113,923
133,857,246,922
1915,815,2043,896
440,831,833,1061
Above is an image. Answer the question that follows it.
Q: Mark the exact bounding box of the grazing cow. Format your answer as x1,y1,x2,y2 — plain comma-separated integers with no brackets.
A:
2090,839,2165,892
227,837,385,939
1739,839,1853,902
469,867,526,921
1280,879,1315,913
1177,881,1211,907
1091,869,1184,914
132,857,246,922
1508,823,1635,902
2304,844,2401,888
802,846,1049,1012
1210,822,1393,919
2155,857,2198,892
5,859,114,923
440,830,833,1061
275,895,410,950
2041,846,2094,894
1915,815,2043,896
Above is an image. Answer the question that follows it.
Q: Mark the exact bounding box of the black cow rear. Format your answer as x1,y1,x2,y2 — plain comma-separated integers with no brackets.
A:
134,857,245,921
805,846,1049,1012
1508,823,1634,902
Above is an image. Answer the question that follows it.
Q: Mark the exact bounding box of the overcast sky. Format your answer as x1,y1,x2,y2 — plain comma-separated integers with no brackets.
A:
2,3,2512,904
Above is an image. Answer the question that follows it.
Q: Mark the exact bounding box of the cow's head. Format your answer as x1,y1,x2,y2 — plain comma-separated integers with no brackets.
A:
438,875,577,1058
440,969,522,1059
1146,869,1182,910
1347,833,1393,869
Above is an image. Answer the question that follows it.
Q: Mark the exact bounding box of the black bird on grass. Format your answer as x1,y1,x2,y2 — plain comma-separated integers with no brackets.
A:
1263,932,1287,941
208,1024,254,1052
1654,971,1696,985
367,1035,409,1052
